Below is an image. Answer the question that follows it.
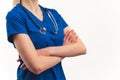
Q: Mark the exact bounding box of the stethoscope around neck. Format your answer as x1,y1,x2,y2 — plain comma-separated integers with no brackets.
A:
20,1,58,35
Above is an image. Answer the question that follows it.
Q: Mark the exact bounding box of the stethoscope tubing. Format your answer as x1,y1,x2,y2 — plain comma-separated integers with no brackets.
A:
20,1,58,34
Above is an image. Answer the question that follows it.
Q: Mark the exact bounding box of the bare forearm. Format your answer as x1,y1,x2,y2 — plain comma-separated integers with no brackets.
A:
36,28,86,57
35,55,63,74
14,34,64,75
35,50,63,73
37,41,86,57
18,48,63,75
19,50,63,74
50,42,86,57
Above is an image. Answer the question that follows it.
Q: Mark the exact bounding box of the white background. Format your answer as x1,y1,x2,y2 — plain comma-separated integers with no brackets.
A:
0,0,118,80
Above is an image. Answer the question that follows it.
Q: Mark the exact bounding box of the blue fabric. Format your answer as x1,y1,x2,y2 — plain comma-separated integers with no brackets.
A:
6,4,68,80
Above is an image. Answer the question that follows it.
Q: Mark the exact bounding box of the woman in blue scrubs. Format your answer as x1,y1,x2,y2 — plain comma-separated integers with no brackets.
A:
6,0,86,80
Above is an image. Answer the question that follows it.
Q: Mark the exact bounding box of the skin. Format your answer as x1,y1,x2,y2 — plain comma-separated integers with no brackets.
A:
14,0,86,75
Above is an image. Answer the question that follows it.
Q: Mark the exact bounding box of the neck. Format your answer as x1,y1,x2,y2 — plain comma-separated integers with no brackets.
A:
21,0,39,13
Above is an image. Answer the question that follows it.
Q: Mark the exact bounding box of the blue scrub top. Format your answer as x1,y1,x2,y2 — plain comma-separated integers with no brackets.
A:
6,4,68,80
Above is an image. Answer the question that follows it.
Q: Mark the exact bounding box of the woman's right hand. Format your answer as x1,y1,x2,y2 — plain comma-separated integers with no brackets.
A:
17,58,27,70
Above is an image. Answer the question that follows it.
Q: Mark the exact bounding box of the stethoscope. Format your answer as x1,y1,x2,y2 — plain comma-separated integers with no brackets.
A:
20,0,58,34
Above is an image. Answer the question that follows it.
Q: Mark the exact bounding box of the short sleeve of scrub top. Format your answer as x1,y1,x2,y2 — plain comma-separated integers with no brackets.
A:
51,9,68,29
6,4,68,80
6,5,68,44
6,13,28,43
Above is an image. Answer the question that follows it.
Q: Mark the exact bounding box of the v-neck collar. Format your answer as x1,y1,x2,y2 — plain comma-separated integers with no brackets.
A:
20,4,46,25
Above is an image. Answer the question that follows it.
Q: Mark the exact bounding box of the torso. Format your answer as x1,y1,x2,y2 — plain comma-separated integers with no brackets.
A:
7,4,67,80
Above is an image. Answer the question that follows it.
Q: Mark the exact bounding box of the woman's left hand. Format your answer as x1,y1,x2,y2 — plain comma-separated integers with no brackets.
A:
64,29,78,45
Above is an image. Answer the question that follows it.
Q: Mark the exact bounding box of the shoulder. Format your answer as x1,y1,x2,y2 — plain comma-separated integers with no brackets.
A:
49,8,60,16
6,4,25,21
41,5,60,15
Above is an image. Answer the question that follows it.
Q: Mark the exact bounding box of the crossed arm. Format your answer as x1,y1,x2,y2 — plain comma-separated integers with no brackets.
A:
14,27,86,75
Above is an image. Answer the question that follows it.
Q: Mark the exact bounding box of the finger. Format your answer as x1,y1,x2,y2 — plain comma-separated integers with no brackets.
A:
72,36,78,43
65,30,74,41
64,40,70,45
17,58,22,62
72,33,79,43
71,32,77,42
64,36,70,45
67,30,74,41
23,67,27,70
63,38,68,45
20,63,25,68
75,36,78,41
64,30,75,44
22,64,27,70
70,30,77,40
64,31,71,44
64,30,72,40
64,29,72,36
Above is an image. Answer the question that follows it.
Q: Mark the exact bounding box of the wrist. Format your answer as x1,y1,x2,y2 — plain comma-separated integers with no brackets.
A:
48,47,56,56
37,47,52,56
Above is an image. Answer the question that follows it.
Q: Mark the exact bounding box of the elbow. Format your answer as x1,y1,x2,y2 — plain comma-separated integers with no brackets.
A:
78,46,87,55
76,40,87,55
32,67,43,75
81,47,87,55
31,66,43,75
